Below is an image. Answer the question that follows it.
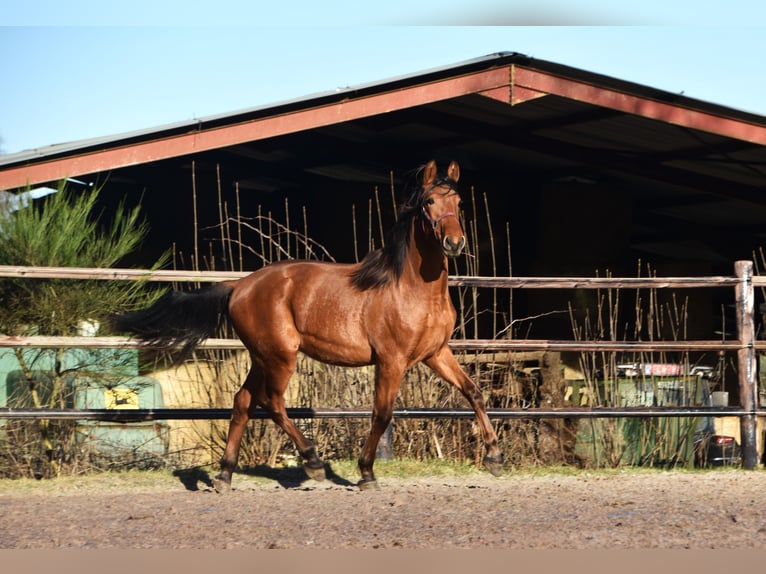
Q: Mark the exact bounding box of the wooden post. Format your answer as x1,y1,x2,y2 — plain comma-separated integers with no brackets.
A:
735,260,759,469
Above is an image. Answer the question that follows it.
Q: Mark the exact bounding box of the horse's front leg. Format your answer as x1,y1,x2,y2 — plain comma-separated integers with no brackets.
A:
357,362,404,490
424,347,504,476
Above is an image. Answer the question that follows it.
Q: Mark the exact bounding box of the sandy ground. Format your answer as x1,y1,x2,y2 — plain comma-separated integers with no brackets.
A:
1,466,765,549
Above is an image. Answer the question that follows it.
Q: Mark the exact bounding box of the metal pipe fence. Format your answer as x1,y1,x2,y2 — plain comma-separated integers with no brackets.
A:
0,261,762,467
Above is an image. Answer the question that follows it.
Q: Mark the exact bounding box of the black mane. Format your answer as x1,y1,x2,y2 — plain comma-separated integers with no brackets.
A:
350,167,457,290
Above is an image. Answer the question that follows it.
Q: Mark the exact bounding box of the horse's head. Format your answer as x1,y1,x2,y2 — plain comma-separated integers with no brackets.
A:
420,160,466,257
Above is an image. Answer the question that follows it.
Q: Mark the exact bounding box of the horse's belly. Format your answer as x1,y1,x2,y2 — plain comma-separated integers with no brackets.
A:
299,331,373,367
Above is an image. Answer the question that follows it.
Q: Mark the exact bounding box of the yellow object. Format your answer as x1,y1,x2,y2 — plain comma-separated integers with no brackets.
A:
104,388,139,410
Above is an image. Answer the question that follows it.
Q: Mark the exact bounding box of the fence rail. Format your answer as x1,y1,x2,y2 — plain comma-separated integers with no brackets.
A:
0,262,762,468
0,406,761,421
0,335,753,352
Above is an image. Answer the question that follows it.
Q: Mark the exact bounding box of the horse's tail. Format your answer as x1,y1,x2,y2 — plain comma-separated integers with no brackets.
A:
110,282,235,361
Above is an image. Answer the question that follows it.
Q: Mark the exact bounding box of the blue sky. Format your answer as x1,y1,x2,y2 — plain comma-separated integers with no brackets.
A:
1,1,765,155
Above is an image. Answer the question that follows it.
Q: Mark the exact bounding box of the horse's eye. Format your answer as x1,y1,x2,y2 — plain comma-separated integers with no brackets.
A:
425,197,435,206
458,200,464,209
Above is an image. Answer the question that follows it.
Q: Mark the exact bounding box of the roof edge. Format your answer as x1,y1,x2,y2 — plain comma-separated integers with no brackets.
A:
0,52,528,169
2,51,766,174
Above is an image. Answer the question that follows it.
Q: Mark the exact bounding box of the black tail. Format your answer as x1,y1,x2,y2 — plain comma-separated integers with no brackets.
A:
110,283,234,360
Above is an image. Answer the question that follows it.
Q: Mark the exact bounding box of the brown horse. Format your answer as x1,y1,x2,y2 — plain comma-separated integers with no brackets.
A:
112,160,503,490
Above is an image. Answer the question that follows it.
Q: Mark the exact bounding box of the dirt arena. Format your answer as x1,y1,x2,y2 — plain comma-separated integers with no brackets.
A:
1,466,765,549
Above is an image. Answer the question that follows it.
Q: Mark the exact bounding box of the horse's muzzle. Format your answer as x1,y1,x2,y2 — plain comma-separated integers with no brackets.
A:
442,235,466,257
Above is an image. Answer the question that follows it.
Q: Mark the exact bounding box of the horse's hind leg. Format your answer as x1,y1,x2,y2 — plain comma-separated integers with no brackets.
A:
213,384,254,492
215,362,325,490
267,395,326,482
259,361,326,481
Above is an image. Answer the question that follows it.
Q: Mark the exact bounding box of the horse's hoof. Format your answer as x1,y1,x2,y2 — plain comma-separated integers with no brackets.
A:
303,462,326,482
483,454,504,477
357,478,380,491
212,475,231,493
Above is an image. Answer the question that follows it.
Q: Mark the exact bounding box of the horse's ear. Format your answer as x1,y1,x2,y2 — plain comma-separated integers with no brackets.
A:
423,160,438,187
447,161,460,183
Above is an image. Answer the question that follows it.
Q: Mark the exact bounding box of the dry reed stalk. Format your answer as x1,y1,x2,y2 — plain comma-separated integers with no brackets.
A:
284,197,291,259
191,160,199,274
374,186,384,247
367,198,373,253
235,184,243,271
389,171,397,222
216,164,226,267
352,204,359,262
483,191,498,339
257,205,265,263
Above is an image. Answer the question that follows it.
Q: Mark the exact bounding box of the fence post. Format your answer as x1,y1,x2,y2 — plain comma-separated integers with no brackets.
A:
734,260,759,469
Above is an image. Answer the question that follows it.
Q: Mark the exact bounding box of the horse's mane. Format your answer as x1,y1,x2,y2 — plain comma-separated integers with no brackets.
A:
350,165,456,291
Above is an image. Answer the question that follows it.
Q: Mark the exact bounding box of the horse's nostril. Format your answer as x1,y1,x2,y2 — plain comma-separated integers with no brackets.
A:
443,235,466,255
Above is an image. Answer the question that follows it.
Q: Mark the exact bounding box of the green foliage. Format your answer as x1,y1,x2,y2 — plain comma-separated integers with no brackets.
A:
0,181,169,478
0,181,166,336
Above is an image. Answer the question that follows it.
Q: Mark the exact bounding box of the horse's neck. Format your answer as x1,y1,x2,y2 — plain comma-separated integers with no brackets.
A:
402,222,449,294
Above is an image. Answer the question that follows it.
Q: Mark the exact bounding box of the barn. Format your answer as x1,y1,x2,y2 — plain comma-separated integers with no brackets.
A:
2,52,765,469
2,51,765,341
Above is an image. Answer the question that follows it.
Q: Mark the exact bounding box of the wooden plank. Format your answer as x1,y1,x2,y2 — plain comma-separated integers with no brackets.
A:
450,275,745,288
450,339,743,352
0,336,244,349
0,265,247,282
0,335,745,352
1,265,756,288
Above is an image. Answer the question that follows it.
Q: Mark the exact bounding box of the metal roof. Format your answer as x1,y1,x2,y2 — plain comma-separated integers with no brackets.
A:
2,51,766,274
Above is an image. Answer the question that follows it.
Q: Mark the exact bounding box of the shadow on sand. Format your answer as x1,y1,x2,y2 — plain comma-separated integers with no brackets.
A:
173,462,355,491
